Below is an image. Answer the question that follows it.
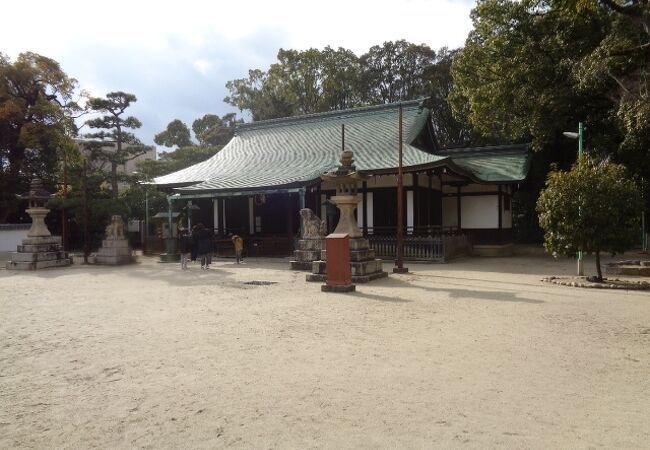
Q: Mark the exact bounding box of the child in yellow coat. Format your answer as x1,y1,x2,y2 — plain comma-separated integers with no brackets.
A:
230,234,244,264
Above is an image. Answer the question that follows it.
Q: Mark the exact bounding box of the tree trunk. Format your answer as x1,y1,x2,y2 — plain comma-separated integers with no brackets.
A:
111,161,118,199
83,163,90,264
595,249,603,282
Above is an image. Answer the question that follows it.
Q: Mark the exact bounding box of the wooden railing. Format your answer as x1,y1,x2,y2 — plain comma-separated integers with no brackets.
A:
367,232,471,262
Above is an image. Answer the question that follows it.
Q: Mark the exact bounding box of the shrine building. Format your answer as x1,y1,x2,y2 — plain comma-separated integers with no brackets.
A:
152,100,530,260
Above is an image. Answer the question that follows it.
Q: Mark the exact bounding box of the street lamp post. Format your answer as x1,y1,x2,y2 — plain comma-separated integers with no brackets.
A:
563,122,584,276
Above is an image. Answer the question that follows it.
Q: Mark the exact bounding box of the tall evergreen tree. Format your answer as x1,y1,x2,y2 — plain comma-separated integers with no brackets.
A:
85,91,147,198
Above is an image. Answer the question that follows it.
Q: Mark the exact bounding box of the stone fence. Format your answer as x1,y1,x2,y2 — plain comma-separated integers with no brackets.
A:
0,224,30,252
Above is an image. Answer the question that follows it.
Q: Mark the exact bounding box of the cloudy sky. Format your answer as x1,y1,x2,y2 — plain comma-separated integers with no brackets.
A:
2,0,475,151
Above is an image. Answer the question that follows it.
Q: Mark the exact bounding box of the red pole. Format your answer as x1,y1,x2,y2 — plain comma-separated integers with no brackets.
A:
394,104,408,273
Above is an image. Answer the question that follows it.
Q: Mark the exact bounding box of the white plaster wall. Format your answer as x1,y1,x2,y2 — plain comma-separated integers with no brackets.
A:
0,228,28,252
501,198,512,228
442,197,458,228
461,195,498,229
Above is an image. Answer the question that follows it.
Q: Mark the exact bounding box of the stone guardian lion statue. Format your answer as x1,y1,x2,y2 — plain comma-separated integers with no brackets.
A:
300,208,325,239
105,215,125,240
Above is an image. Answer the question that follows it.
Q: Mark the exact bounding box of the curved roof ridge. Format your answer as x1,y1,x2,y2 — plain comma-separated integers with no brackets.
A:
437,143,529,155
236,98,426,133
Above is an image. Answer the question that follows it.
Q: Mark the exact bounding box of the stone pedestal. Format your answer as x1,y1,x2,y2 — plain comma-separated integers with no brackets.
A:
6,235,71,270
95,239,135,265
93,215,136,265
307,236,387,283
290,237,324,270
159,237,180,262
307,148,387,284
6,180,72,270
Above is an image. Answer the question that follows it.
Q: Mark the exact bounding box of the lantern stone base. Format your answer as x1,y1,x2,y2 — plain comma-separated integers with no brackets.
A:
159,238,180,262
6,236,71,270
94,239,136,265
290,238,324,271
306,237,387,283
321,283,356,292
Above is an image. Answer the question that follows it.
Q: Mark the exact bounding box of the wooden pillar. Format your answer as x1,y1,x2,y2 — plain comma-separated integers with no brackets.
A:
248,196,255,235
362,181,368,235
457,186,462,230
286,193,294,252
427,172,433,231
413,173,419,231
316,183,321,216
498,184,503,243
213,198,220,235
222,198,227,234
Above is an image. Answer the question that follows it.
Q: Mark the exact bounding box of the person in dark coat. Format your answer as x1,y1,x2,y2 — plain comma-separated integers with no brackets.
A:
190,225,198,262
195,224,212,269
179,228,193,270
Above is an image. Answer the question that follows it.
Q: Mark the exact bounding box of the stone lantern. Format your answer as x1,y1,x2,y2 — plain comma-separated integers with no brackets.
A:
321,149,367,239
6,178,71,270
19,178,54,238
307,150,387,283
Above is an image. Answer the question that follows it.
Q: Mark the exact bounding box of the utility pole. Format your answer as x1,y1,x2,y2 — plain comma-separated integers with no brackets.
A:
394,104,408,274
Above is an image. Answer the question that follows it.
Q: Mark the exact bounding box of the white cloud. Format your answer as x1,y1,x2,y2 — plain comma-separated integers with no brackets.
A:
192,59,214,76
0,0,475,147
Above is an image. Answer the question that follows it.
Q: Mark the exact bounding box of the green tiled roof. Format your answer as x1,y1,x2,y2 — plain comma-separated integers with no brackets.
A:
437,144,531,183
153,100,530,193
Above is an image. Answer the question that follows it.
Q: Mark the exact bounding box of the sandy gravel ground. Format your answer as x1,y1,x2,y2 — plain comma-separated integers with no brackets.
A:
1,253,649,449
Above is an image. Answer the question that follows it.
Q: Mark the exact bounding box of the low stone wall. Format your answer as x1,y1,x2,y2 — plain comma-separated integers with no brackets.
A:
0,224,30,252
605,260,650,277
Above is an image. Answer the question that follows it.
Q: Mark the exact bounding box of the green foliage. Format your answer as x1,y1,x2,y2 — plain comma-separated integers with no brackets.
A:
191,113,242,146
537,154,642,279
118,184,167,222
360,40,435,104
224,42,472,146
154,119,193,147
136,145,220,179
48,147,129,252
0,52,80,222
422,48,475,148
451,0,650,240
225,47,362,119
451,0,650,157
450,0,613,150
85,91,147,198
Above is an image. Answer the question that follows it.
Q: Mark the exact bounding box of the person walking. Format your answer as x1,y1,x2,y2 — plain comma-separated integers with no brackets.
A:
190,224,199,263
179,228,192,270
196,224,212,269
230,234,244,264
